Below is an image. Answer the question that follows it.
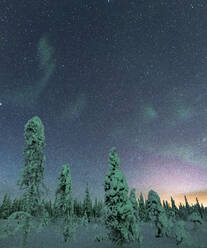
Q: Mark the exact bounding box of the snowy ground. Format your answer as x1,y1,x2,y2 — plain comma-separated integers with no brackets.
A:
0,219,207,248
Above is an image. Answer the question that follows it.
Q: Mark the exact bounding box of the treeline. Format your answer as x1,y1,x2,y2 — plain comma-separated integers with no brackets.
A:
0,190,104,221
1,189,206,223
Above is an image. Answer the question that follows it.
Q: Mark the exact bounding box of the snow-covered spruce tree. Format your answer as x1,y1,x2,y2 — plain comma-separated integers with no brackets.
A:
175,220,192,246
165,197,178,224
129,188,139,221
170,196,179,218
53,164,76,242
54,164,73,219
194,197,203,219
138,192,147,222
163,200,166,209
104,147,142,247
83,183,93,222
93,197,99,220
146,190,170,238
184,195,192,216
188,210,203,230
17,116,48,218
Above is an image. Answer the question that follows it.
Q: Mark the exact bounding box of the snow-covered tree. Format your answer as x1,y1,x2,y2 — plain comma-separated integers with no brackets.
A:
138,193,147,222
54,164,73,219
6,211,36,248
104,147,142,247
165,200,170,211
175,220,192,246
146,190,170,238
83,183,93,222
184,195,192,216
17,116,48,217
129,188,139,221
170,196,178,217
188,210,203,230
194,197,203,219
53,164,75,242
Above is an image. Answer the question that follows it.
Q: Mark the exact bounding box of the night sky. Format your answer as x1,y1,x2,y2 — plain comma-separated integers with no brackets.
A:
1,0,207,206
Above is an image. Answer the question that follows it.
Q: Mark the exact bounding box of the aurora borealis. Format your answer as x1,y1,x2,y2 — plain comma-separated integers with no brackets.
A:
1,0,207,206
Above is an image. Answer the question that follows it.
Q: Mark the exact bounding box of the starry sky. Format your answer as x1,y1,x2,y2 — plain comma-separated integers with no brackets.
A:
1,0,207,206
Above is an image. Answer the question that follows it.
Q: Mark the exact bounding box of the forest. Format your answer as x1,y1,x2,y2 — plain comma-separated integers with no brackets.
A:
0,116,207,248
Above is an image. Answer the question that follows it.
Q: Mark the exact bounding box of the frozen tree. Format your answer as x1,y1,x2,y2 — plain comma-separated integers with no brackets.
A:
4,211,37,248
104,147,142,247
194,197,203,219
175,220,192,246
83,183,93,222
54,164,73,218
53,164,75,242
165,200,170,211
188,210,203,230
184,195,192,216
170,196,178,218
129,188,139,221
93,197,99,219
162,200,166,209
146,190,170,238
17,116,48,218
138,193,147,222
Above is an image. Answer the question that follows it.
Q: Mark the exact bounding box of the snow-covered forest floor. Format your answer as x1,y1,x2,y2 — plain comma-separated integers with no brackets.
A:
0,218,207,248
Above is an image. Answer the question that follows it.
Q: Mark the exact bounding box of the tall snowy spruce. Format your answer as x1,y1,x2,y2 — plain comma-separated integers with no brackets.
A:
17,116,48,217
104,147,142,247
146,190,170,238
53,164,76,242
83,183,93,222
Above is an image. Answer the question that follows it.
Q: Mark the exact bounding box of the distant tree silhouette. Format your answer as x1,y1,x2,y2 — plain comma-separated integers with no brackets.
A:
83,183,93,222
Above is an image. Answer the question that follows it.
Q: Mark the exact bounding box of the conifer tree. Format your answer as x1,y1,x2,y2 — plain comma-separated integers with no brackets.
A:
165,200,170,211
17,116,48,217
184,195,191,216
146,190,170,238
162,200,166,209
138,193,146,222
83,183,93,222
93,197,97,217
195,197,203,218
104,147,142,246
129,188,139,221
54,164,74,219
53,164,75,242
169,196,178,220
175,220,192,246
